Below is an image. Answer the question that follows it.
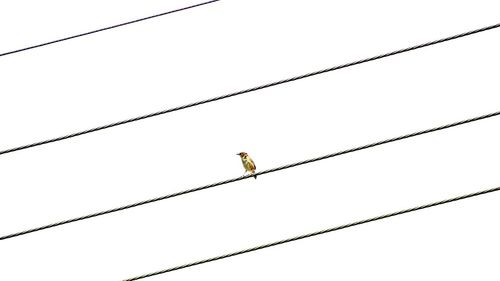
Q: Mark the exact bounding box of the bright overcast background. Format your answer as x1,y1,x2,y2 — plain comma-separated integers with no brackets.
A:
1,0,500,280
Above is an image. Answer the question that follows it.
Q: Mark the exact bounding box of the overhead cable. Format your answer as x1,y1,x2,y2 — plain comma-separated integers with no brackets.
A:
1,110,498,241
1,22,499,156
0,0,220,58
124,185,500,280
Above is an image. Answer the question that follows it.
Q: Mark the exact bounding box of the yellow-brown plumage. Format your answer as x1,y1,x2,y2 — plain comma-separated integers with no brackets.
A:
237,152,257,179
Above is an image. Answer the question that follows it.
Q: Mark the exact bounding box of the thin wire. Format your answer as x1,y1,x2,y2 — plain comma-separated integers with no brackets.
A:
1,110,499,241
1,22,499,157
0,0,220,58
123,185,500,280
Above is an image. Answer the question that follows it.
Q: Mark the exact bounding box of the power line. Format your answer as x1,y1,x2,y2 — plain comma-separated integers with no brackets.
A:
0,0,220,58
1,22,499,157
123,185,500,280
1,110,499,241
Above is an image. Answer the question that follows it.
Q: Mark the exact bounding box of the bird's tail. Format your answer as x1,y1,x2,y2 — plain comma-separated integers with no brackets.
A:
253,172,257,179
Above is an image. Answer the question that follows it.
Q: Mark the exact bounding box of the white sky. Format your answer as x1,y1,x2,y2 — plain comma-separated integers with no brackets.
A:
1,0,500,280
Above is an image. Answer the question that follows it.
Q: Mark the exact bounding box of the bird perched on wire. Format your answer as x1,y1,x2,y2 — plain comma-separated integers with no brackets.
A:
237,152,257,179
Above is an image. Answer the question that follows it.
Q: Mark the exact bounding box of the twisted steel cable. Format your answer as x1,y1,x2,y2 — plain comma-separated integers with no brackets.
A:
1,22,499,156
1,110,499,241
123,185,500,280
0,0,220,58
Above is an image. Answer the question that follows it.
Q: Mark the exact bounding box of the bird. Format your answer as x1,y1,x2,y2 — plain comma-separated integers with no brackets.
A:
237,152,257,179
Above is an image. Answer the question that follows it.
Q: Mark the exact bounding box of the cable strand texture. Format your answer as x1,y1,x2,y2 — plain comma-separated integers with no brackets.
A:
1,110,499,241
123,185,500,280
1,22,499,156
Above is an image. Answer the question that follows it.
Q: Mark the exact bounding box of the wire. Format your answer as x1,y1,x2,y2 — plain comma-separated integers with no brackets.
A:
1,22,499,157
1,110,499,241
0,0,220,58
123,185,500,280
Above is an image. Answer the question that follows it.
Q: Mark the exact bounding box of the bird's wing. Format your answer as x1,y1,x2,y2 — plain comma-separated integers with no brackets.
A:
249,158,256,170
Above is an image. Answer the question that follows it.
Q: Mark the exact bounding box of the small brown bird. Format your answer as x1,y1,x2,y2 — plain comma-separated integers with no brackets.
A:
237,152,257,179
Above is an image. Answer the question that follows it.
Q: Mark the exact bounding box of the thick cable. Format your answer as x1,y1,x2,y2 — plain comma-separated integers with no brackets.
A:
1,22,499,156
124,185,500,280
1,110,498,241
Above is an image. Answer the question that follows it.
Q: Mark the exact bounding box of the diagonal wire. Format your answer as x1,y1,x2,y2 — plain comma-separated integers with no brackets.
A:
0,0,220,58
1,22,499,157
1,110,499,241
123,185,500,281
